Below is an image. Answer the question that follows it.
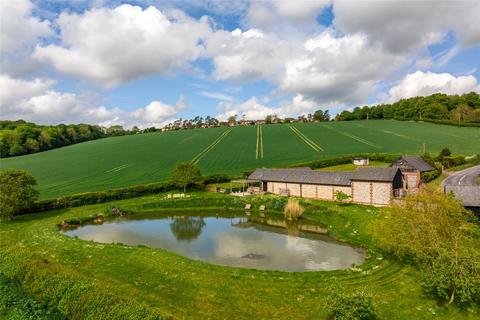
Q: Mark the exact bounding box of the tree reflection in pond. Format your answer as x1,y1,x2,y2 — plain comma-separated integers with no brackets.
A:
170,217,206,242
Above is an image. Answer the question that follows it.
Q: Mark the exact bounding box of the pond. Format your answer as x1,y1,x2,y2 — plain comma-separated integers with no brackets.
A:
63,212,365,272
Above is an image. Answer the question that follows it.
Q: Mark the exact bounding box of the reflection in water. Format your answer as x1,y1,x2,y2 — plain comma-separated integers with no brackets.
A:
64,214,364,272
170,217,206,242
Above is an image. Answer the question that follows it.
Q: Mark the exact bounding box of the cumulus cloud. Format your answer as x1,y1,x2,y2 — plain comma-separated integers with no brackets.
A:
280,30,405,103
33,4,211,87
387,71,480,102
0,0,52,53
333,0,480,52
0,74,184,128
215,94,331,121
205,28,289,81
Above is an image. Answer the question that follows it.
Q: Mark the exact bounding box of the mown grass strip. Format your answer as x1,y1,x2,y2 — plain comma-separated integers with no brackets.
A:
323,125,380,148
105,164,129,173
192,129,232,164
381,130,421,142
256,125,264,159
288,125,323,152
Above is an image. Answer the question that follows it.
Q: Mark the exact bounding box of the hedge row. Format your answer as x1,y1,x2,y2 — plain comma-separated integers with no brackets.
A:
20,182,179,214
420,119,480,127
290,153,401,169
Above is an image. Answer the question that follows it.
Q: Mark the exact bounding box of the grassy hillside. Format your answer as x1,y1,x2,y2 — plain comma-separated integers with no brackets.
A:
1,120,479,199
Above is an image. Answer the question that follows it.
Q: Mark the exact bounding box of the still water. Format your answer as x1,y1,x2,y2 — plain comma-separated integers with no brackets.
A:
64,213,364,272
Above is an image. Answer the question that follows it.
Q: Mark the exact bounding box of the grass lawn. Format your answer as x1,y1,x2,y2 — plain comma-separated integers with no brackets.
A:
316,161,390,171
1,120,479,199
1,192,478,319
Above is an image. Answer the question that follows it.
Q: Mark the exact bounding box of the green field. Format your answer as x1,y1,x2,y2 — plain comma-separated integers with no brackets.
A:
1,193,479,319
1,120,479,199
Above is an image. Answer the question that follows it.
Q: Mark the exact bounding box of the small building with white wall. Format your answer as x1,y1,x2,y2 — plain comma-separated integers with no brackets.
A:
353,157,369,166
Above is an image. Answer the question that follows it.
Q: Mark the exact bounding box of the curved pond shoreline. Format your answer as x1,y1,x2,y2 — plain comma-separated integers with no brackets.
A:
63,211,365,272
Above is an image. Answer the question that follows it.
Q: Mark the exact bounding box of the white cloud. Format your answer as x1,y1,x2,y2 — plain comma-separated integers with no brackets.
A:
280,30,405,103
333,0,480,52
215,94,331,121
0,74,184,128
199,91,235,102
205,28,289,81
0,0,52,53
33,4,211,87
387,71,480,102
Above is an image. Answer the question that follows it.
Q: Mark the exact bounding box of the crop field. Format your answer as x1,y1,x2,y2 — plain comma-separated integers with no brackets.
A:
1,120,479,199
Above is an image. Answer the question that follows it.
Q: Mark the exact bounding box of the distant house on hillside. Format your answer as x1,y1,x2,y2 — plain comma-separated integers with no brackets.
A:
248,166,403,206
390,155,435,193
353,157,369,166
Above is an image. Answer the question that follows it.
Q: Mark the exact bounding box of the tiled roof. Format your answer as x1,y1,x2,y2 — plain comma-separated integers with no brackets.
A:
392,155,435,172
248,168,353,186
351,167,400,182
444,186,480,207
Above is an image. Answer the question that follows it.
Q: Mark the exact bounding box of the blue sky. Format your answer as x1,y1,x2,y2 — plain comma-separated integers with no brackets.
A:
1,0,479,128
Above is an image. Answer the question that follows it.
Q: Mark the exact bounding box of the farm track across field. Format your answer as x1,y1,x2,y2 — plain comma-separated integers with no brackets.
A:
2,120,479,199
256,125,264,159
288,125,324,152
191,129,232,164
323,124,381,148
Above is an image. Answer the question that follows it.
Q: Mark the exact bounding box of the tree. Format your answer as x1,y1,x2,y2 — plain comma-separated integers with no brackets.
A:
265,115,273,124
372,191,479,306
169,162,204,192
313,110,330,122
0,170,39,220
227,115,237,125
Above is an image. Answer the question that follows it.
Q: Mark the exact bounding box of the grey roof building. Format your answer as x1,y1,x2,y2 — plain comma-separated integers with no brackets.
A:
351,167,402,182
248,168,353,186
391,155,435,173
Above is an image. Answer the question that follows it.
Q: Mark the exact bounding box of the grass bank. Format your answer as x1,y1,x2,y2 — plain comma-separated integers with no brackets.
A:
1,192,478,319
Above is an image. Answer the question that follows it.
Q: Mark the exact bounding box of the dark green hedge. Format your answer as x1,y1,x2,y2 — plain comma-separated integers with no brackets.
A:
421,119,480,127
421,170,441,183
20,182,178,214
290,153,401,169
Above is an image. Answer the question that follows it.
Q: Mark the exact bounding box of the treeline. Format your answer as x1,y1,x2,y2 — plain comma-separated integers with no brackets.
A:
335,92,480,123
0,121,149,158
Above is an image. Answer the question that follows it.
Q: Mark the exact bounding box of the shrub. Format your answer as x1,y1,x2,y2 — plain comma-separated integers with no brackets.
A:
442,155,466,168
334,191,351,202
284,198,304,220
0,169,39,220
204,174,230,184
421,169,441,183
327,288,376,320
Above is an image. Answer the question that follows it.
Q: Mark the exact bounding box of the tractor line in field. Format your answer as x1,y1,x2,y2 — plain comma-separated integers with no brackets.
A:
105,164,129,173
288,125,323,152
192,129,232,164
323,125,380,148
380,130,420,142
256,125,264,159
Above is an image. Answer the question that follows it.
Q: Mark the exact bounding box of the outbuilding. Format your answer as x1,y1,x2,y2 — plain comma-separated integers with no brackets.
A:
248,166,403,206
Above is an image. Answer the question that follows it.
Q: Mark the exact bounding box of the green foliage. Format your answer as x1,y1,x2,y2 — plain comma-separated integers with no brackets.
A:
292,153,400,169
327,287,376,320
441,155,466,168
335,92,480,123
421,170,441,183
204,173,230,184
372,191,480,306
169,162,204,192
313,110,330,121
0,275,64,320
0,170,39,220
334,191,351,202
21,183,174,214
